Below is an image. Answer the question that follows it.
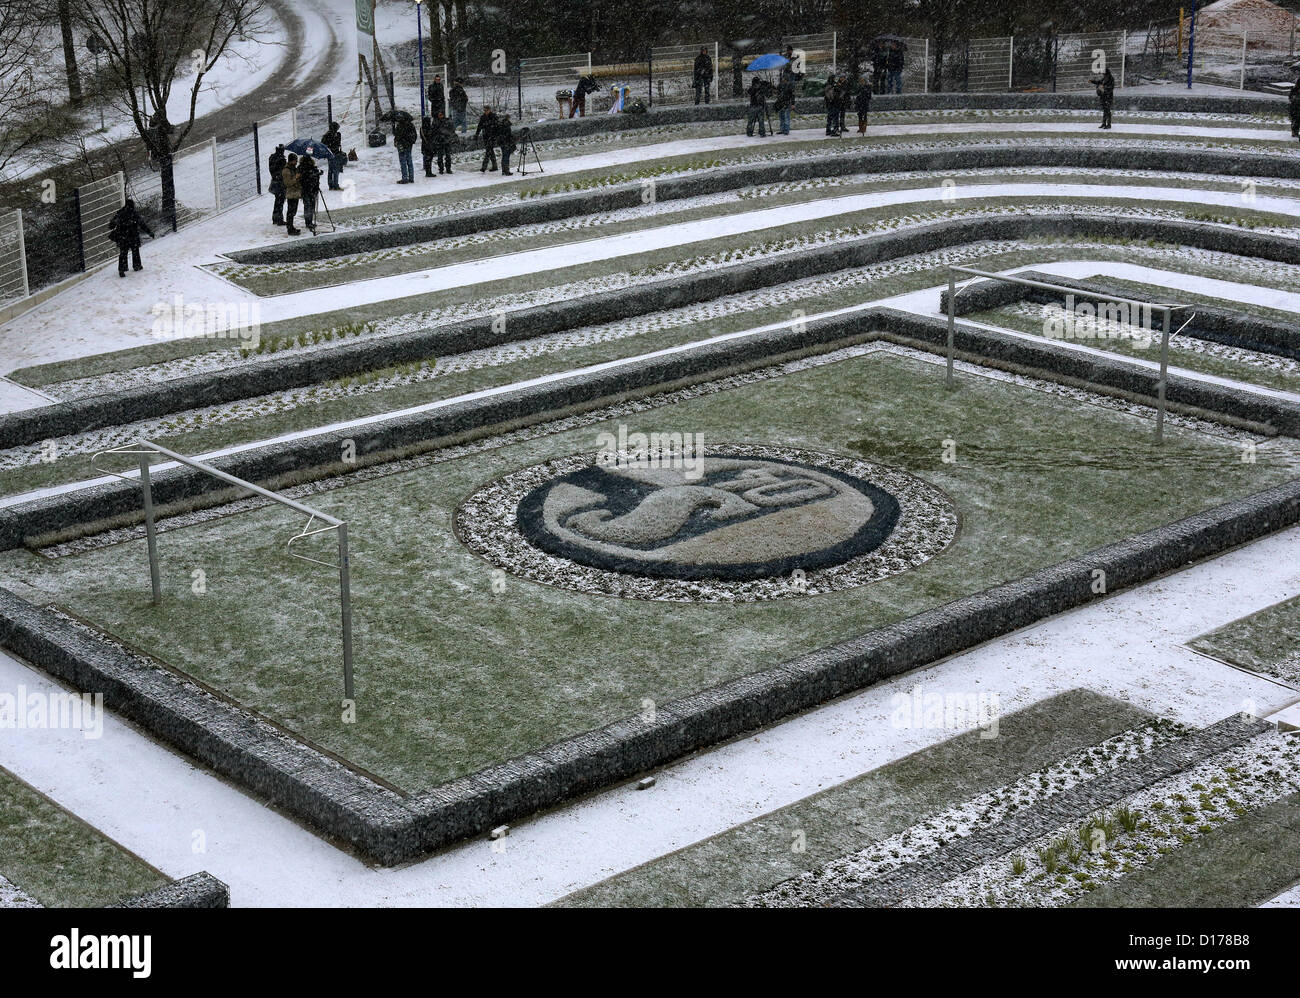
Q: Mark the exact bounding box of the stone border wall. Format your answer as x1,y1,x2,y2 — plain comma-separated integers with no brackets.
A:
230,143,1300,265
112,872,231,909
3,210,1297,452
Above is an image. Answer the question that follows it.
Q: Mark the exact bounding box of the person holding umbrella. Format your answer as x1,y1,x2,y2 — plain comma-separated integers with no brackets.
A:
107,199,154,277
321,122,344,191
886,40,905,94
774,71,795,135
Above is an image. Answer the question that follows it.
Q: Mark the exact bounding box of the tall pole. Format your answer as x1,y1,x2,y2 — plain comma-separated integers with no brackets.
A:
1155,307,1171,443
339,524,354,701
139,455,162,606
1187,0,1197,88
946,272,957,390
416,1,427,119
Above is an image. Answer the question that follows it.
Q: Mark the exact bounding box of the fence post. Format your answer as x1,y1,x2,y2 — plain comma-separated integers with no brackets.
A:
13,209,28,299
1051,35,1058,92
253,121,262,195
327,94,333,125
1120,30,1126,88
964,40,970,91
832,31,837,71
1239,31,1246,89
924,39,930,93
1008,36,1014,90
713,42,719,101
71,187,86,273
516,56,523,117
647,47,653,108
210,135,220,212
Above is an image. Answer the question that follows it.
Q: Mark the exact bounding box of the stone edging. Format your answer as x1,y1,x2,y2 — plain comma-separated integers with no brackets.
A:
111,872,231,909
3,209,1298,452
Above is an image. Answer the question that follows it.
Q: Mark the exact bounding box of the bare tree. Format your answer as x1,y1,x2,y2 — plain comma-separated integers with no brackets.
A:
63,0,270,228
0,4,52,175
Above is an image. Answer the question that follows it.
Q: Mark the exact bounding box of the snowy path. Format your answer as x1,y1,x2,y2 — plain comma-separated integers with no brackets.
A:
246,182,1300,319
1,520,1296,906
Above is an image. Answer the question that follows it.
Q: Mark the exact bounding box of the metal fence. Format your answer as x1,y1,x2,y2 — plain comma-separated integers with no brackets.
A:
519,52,592,119
784,31,838,81
75,173,126,270
1130,21,1298,90
964,36,1014,92
0,210,28,305
649,42,718,106
1054,30,1126,92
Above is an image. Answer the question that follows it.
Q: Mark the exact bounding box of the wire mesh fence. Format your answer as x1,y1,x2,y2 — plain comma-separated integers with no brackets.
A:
0,210,28,305
649,42,718,106
216,129,260,211
75,172,125,270
519,52,593,119
294,96,334,143
1054,30,1126,92
964,37,1014,92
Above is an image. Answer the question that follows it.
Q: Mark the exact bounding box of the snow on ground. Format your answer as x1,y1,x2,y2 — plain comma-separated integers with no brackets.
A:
0,520,1296,906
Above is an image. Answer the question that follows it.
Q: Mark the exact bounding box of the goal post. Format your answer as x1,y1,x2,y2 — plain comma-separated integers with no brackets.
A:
945,266,1196,443
91,439,355,700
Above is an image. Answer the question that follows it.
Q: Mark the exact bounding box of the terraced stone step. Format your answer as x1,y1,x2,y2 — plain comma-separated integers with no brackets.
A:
831,713,1273,907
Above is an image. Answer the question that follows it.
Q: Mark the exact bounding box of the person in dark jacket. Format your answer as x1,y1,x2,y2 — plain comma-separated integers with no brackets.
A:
855,78,872,134
693,47,713,104
497,113,517,176
321,122,344,190
427,74,446,118
871,44,887,93
281,153,303,234
1089,67,1115,129
886,41,905,94
299,154,321,233
108,199,154,277
420,116,436,177
432,111,455,173
449,79,469,133
823,76,841,136
836,75,851,134
774,75,795,135
475,106,498,171
745,76,769,137
394,115,418,182
571,74,598,117
267,144,286,224
1291,74,1300,139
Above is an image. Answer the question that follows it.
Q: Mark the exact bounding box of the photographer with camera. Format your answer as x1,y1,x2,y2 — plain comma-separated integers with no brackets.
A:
746,76,770,137
497,111,518,176
1089,67,1115,129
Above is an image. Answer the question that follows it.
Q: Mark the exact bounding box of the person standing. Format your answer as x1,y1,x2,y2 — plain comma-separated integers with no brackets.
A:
774,73,795,135
394,114,418,183
267,143,287,225
497,112,517,176
433,111,455,174
449,79,470,134
571,74,597,117
475,106,498,171
107,199,154,277
281,153,303,235
299,154,321,234
871,43,887,94
836,74,850,134
1291,74,1300,139
855,77,872,134
823,75,841,136
745,76,769,137
693,47,713,105
1090,67,1115,129
420,115,436,177
886,42,905,94
321,122,344,191
427,74,446,119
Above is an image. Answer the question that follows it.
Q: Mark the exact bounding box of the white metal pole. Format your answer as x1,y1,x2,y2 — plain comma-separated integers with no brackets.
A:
924,39,930,93
210,135,220,212
946,272,957,389
338,522,354,701
832,31,837,71
1156,307,1171,443
1120,30,1126,88
713,42,718,101
1008,36,1015,90
14,209,28,299
139,455,162,606
1240,32,1247,89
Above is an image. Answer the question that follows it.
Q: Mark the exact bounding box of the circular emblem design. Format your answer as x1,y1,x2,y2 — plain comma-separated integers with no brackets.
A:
518,455,899,581
455,445,958,603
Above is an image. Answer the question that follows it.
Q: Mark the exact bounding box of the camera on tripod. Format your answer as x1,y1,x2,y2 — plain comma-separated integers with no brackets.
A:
517,126,545,175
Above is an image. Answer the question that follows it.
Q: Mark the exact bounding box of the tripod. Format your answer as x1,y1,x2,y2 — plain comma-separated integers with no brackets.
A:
517,127,545,175
312,188,337,234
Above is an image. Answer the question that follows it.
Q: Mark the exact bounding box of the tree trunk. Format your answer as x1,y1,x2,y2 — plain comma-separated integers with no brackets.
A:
59,0,82,104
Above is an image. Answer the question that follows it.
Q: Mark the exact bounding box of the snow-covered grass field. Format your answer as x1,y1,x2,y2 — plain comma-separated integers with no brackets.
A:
2,88,1300,910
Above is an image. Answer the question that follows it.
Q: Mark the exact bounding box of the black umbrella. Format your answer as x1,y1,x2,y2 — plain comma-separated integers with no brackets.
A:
379,109,414,123
871,35,908,49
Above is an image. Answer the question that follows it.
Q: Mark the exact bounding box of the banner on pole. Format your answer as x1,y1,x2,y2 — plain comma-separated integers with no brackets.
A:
356,0,374,36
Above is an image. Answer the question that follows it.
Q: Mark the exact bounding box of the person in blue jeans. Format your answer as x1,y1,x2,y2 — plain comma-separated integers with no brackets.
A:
449,80,469,134
774,75,795,134
394,115,417,183
886,41,905,93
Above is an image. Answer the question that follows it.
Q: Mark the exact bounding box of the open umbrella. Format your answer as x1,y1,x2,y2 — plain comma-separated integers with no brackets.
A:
745,53,790,71
871,35,908,49
379,108,414,123
285,138,331,160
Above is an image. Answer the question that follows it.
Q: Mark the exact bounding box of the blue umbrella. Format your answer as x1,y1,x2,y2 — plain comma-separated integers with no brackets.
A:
285,138,331,160
745,53,790,71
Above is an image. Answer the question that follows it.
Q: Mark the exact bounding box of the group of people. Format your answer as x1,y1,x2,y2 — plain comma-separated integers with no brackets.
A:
472,107,519,174
869,41,907,94
745,66,874,138
267,134,334,235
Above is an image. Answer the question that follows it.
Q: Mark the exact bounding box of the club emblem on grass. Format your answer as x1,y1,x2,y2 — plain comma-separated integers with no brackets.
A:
518,456,901,581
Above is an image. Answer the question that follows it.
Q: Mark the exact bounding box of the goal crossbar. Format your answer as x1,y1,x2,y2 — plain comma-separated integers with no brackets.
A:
90,439,355,700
